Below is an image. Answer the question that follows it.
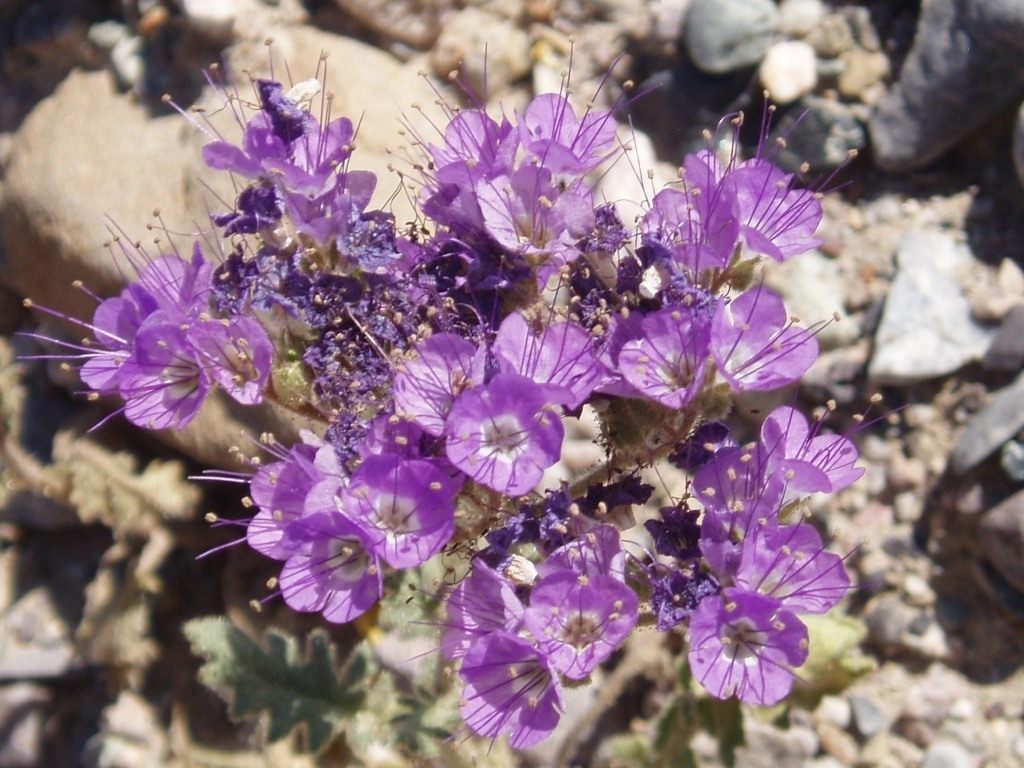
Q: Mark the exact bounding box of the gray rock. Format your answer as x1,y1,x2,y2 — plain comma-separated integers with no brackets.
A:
1016,101,1024,188
769,96,866,171
864,592,917,650
869,231,995,384
923,740,974,768
979,488,1024,594
849,694,889,738
869,0,1024,171
649,0,692,48
951,372,1024,474
683,0,779,74
983,304,1024,372
1001,440,1024,482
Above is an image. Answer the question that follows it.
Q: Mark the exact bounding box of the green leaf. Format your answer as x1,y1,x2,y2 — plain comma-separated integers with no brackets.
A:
793,612,876,703
184,617,366,751
653,697,698,768
696,696,745,767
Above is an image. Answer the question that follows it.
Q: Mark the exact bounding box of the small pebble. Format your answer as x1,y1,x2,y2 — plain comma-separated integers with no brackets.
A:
759,40,818,104
850,694,888,738
110,35,144,90
923,740,974,768
816,695,852,729
1001,440,1024,482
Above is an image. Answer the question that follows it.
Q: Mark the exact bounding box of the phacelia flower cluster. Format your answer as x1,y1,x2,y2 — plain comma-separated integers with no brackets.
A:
31,76,862,748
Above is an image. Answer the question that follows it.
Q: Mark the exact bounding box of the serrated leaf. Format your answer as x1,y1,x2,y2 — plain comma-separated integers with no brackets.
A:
793,612,876,703
184,617,366,751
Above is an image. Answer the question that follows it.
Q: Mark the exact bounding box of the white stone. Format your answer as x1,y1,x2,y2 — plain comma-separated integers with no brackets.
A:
764,249,858,349
759,40,818,104
869,230,996,383
182,0,239,40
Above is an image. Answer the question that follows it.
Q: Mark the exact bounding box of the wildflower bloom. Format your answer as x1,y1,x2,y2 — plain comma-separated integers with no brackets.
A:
492,311,603,409
711,286,819,392
458,632,564,749
29,69,864,749
618,306,711,409
393,333,485,436
759,405,864,495
277,512,383,624
688,588,808,706
734,523,851,614
524,569,638,680
444,373,564,496
442,564,524,661
344,455,460,568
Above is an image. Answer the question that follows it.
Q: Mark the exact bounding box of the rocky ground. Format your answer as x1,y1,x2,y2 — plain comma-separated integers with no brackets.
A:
1,0,1023,766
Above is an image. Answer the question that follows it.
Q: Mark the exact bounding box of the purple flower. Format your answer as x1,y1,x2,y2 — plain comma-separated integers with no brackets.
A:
344,455,460,568
393,333,485,436
424,110,517,234
519,93,617,176
641,185,738,273
458,631,563,749
277,512,382,624
189,317,273,406
476,166,594,279
524,569,638,680
696,444,782,536
711,286,818,392
442,564,524,661
668,421,736,471
358,413,427,462
445,373,564,497
118,320,209,429
256,79,314,146
644,505,702,562
618,306,711,409
268,115,355,194
734,523,850,614
649,568,720,632
726,159,822,261
202,113,288,179
537,524,628,582
493,311,603,409
212,182,284,235
688,588,808,706
247,435,325,560
760,406,864,496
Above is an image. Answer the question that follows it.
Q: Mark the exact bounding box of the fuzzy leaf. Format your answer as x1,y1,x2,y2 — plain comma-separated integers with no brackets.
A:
793,612,875,703
184,617,367,751
696,696,744,767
